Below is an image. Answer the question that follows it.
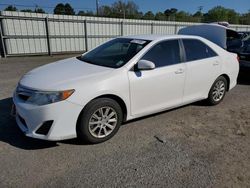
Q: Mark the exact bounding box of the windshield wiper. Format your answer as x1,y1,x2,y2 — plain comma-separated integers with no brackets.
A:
77,56,94,64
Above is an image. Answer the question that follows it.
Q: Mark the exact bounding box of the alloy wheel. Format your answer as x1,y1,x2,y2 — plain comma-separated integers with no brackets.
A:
212,80,226,102
88,107,118,138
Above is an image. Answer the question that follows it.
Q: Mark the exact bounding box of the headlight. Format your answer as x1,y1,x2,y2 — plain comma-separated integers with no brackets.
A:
26,89,75,106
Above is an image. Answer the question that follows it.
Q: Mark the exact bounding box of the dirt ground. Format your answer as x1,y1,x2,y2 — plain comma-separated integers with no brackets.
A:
0,55,250,187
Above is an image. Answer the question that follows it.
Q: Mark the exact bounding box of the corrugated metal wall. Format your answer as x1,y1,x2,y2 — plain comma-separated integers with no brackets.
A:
1,11,250,57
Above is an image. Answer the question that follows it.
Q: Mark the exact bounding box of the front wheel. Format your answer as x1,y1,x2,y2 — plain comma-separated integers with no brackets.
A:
77,98,123,144
207,76,227,105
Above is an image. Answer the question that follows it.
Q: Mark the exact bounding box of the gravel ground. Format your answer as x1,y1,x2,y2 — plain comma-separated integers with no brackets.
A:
0,55,250,188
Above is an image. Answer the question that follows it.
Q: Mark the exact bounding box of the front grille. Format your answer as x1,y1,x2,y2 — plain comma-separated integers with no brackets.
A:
35,121,53,135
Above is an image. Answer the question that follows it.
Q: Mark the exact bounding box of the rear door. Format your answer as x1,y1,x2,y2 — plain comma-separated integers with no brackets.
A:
181,39,221,103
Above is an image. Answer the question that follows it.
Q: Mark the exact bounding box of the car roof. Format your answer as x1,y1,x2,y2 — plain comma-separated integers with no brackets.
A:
120,34,204,41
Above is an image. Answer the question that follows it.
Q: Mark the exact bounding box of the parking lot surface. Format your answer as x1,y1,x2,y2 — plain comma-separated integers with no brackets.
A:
0,55,250,187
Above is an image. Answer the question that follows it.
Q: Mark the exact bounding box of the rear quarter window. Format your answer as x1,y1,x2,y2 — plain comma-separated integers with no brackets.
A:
182,39,218,62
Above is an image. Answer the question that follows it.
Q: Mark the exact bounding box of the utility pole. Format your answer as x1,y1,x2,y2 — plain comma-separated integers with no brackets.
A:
120,8,125,19
197,6,203,23
123,0,126,19
198,6,203,12
123,7,125,19
96,0,99,16
119,8,125,19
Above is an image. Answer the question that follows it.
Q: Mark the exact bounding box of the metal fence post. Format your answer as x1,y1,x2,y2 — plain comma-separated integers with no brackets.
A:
45,17,52,56
151,23,154,34
120,21,124,36
84,20,88,52
0,13,6,58
174,24,178,34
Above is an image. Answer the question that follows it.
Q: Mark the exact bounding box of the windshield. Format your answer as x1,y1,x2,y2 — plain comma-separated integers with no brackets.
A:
79,38,151,68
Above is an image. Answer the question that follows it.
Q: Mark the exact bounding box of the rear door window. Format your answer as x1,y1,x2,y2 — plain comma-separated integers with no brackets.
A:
182,39,218,62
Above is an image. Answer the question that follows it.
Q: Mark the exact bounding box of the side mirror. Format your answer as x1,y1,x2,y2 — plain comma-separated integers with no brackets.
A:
137,60,155,71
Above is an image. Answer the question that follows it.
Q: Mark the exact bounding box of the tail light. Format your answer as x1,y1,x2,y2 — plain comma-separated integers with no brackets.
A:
237,55,240,62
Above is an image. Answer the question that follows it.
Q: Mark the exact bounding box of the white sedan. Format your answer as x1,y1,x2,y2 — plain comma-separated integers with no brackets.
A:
13,35,239,143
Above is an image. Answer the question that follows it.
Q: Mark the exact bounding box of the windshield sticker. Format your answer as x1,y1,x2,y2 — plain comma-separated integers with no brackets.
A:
130,39,147,45
116,60,124,66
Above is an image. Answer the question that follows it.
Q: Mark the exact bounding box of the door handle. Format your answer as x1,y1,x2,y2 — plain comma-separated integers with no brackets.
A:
175,68,184,74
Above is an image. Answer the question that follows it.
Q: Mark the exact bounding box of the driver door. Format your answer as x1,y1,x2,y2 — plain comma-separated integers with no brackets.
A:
128,39,186,116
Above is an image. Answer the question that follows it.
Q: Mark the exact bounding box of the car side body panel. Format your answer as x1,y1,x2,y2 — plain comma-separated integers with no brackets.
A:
128,63,186,116
182,56,222,103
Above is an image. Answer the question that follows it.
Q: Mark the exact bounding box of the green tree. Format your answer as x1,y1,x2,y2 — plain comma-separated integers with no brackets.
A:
193,11,203,22
99,0,140,19
78,10,94,16
64,3,75,15
125,1,139,18
227,9,239,24
175,11,193,22
204,6,239,24
112,0,126,18
78,11,86,16
205,6,228,22
99,5,113,17
135,11,143,19
21,9,33,13
239,12,250,25
164,8,178,21
143,11,155,20
54,3,75,15
4,5,17,11
34,8,45,13
94,0,142,19
155,12,165,20
54,3,65,15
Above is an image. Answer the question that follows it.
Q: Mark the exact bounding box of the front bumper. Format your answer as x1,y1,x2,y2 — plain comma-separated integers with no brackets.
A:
13,94,83,141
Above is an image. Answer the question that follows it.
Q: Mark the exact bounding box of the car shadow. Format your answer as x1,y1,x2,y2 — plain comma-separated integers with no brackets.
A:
0,97,59,150
123,103,193,125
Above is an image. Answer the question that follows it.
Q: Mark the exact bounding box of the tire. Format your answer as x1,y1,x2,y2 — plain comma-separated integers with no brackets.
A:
207,76,228,105
77,98,123,144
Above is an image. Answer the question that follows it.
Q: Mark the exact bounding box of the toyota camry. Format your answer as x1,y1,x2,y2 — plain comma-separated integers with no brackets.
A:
13,35,239,143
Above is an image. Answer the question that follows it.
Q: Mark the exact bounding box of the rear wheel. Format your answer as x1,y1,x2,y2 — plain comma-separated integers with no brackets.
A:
77,98,123,144
207,76,227,105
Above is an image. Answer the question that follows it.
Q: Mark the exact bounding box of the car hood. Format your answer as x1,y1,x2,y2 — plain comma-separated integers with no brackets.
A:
19,57,114,90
